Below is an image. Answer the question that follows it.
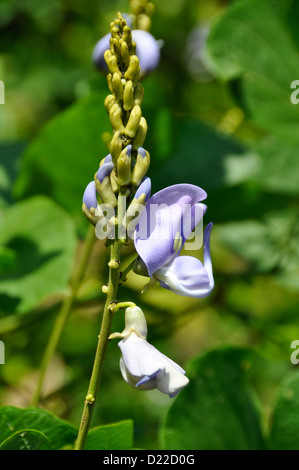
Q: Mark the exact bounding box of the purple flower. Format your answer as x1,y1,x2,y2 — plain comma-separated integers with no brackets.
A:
83,181,97,210
134,184,214,298
92,30,161,77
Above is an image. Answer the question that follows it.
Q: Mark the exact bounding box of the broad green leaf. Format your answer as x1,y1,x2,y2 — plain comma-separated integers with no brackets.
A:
255,136,299,196
216,208,299,276
0,406,77,449
268,373,299,450
13,92,110,227
161,347,264,450
85,420,134,450
0,429,52,450
206,0,299,142
0,196,76,313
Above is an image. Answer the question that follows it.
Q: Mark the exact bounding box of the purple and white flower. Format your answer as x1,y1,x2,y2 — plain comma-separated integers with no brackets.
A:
109,306,189,397
134,184,214,298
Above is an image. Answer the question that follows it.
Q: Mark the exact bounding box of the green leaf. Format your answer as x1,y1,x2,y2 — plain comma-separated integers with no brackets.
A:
268,373,299,450
0,429,52,450
85,420,134,450
206,0,299,141
217,208,299,278
161,347,264,450
0,406,77,450
13,92,110,227
255,136,299,196
0,196,76,313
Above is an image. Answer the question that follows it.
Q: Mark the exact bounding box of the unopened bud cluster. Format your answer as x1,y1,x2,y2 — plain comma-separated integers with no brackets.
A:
82,14,151,239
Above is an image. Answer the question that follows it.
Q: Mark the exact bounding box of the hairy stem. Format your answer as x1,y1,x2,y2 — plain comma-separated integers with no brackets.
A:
75,240,122,450
31,224,95,407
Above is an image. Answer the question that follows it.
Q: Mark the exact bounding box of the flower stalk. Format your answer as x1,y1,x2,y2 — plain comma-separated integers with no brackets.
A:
75,240,122,450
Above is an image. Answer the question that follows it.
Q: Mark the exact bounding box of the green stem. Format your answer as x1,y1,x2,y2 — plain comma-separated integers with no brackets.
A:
75,240,122,450
120,256,138,283
31,224,95,407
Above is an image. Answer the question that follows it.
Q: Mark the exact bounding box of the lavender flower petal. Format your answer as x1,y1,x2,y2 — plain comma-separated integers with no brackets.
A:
96,161,114,183
155,224,214,298
83,181,97,210
134,176,151,202
134,184,207,277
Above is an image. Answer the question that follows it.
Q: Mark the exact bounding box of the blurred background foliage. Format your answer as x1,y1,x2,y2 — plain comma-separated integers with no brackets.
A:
0,0,299,450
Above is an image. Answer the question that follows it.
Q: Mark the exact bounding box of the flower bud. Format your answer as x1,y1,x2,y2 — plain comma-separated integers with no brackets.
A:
125,105,142,138
124,55,140,80
95,161,117,207
83,181,98,210
117,145,132,186
110,131,123,166
123,80,135,111
99,153,113,166
131,147,150,186
132,117,148,150
104,50,121,75
104,94,117,114
120,40,130,64
109,103,125,132
112,72,123,101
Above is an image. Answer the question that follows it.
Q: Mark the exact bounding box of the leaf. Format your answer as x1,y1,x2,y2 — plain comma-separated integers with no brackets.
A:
0,196,76,313
0,429,52,450
0,406,77,450
161,347,264,450
255,136,299,196
85,420,134,450
206,0,299,142
268,373,299,450
13,92,110,227
216,208,299,278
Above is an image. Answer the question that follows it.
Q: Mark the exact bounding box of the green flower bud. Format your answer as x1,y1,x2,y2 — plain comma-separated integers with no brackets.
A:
107,73,113,94
132,117,148,150
104,50,121,75
104,94,117,114
110,130,123,166
120,40,130,64
125,105,142,138
111,26,120,39
131,147,150,186
109,103,125,132
123,80,135,111
110,37,121,57
124,55,140,80
112,72,123,101
117,145,132,186
122,25,132,48
95,173,117,207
